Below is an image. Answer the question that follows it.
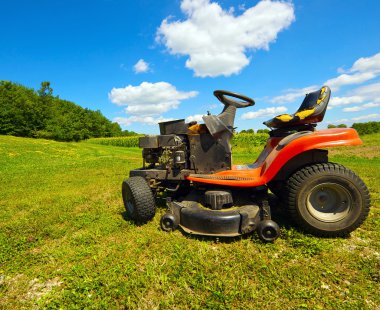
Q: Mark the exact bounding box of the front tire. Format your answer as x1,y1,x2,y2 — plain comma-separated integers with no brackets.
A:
286,163,370,237
122,176,156,223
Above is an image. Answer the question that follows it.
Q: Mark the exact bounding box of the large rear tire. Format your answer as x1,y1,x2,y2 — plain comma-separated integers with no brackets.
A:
122,176,156,223
286,163,370,237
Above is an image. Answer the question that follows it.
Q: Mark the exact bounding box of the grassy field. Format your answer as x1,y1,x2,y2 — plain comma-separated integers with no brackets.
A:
0,134,379,309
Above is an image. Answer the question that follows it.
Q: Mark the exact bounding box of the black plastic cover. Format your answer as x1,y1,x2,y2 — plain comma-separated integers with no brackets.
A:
159,119,187,135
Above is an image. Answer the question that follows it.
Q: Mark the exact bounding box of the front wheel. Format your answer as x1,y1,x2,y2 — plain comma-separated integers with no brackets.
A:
286,163,370,237
122,176,156,223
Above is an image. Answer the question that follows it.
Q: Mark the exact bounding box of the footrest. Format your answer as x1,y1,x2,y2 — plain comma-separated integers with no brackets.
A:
188,174,256,181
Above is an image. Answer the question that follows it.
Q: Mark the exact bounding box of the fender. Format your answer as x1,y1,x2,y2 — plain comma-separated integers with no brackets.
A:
186,128,362,187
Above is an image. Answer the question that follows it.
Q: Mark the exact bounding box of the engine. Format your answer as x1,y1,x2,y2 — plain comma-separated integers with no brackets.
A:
133,119,232,180
139,134,189,170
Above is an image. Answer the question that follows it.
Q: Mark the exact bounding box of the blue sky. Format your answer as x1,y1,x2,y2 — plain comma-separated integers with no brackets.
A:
1,0,380,134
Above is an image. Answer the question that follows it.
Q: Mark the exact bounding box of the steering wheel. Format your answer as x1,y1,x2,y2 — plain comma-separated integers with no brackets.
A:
213,90,255,108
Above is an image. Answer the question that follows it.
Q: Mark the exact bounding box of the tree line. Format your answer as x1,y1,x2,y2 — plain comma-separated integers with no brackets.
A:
328,122,380,135
241,122,380,136
0,81,137,141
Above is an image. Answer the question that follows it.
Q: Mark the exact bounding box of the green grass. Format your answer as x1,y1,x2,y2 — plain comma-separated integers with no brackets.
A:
0,134,379,309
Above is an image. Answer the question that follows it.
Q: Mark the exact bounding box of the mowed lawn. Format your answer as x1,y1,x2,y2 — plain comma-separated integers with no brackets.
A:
0,134,379,309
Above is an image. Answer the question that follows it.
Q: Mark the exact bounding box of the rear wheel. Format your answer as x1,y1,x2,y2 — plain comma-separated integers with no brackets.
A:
286,163,370,237
122,176,156,223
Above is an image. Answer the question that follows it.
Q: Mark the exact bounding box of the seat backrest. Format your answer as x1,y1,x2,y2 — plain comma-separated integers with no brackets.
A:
294,86,331,123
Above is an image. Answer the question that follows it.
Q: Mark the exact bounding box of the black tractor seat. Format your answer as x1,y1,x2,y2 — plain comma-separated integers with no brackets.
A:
264,86,331,129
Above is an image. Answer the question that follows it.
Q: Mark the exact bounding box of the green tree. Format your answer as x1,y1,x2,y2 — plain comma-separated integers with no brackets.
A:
37,81,53,97
0,80,125,141
257,129,270,134
352,121,380,135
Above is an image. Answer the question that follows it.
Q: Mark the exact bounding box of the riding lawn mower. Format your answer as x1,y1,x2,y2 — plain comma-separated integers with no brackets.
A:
122,86,371,242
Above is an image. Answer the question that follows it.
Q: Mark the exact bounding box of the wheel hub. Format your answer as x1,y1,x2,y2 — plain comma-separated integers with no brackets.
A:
306,183,353,222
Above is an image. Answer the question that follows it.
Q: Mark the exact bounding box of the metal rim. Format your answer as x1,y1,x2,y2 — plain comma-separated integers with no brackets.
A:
306,182,353,223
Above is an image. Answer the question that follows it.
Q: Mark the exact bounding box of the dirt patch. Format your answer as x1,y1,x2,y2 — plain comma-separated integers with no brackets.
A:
0,274,63,306
329,146,380,159
25,277,63,301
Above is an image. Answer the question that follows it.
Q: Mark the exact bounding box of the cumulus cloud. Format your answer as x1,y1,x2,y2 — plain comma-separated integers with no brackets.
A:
324,53,380,91
350,53,380,73
185,114,205,123
351,113,380,121
133,59,150,73
109,81,198,116
270,86,318,104
327,118,349,124
269,52,380,104
351,82,380,101
113,116,174,126
327,81,380,111
326,113,380,124
343,102,380,112
329,96,365,107
157,0,295,77
325,72,376,91
241,106,287,120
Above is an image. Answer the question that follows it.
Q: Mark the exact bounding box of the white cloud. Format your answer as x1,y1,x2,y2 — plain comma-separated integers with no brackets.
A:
351,82,380,102
157,0,295,77
109,82,198,116
241,106,287,120
113,116,174,127
327,82,380,108
269,52,380,104
327,82,380,111
270,86,318,104
325,53,380,91
325,72,376,91
329,96,365,107
350,52,380,73
326,113,380,124
327,118,349,124
185,114,205,123
324,53,380,91
343,102,380,112
351,113,380,121
133,59,150,73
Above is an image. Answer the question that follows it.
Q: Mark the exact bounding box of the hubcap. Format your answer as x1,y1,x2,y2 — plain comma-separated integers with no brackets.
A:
306,183,353,222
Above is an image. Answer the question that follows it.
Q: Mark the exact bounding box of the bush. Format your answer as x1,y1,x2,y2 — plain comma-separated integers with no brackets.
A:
352,122,380,135
232,133,268,147
257,129,270,134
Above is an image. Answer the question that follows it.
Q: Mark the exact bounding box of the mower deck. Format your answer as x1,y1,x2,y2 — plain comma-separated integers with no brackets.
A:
167,199,260,237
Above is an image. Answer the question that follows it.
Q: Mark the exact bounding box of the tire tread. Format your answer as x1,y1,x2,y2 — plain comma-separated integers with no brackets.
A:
285,163,370,237
123,176,156,223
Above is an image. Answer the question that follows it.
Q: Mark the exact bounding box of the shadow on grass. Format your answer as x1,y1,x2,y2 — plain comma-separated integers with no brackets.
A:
268,194,351,241
120,196,168,226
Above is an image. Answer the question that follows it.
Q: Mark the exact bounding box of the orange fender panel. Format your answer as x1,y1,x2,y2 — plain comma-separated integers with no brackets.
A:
260,128,362,183
186,128,362,187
